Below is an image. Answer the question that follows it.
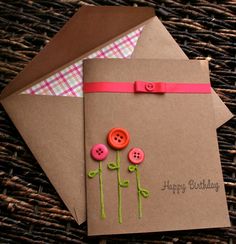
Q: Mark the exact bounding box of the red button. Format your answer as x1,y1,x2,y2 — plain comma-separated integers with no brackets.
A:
145,82,154,91
91,144,109,161
128,148,145,164
107,128,130,150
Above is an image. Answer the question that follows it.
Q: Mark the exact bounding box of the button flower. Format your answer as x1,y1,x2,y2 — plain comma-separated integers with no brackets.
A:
107,128,130,224
128,147,149,219
91,144,109,161
128,147,145,165
88,144,108,220
107,128,130,150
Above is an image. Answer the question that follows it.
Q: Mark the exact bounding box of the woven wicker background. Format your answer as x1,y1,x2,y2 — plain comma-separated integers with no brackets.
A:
0,0,235,243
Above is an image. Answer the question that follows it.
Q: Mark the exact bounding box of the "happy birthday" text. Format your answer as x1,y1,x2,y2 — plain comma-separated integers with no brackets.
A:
161,179,220,194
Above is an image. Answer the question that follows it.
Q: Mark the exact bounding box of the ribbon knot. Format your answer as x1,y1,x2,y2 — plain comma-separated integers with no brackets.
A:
135,81,166,93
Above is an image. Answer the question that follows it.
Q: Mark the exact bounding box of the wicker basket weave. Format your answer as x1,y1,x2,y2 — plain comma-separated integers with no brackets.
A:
0,0,235,243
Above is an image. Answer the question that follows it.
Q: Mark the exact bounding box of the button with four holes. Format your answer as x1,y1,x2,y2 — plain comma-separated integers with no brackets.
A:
145,82,154,91
107,128,130,150
128,148,145,164
91,144,109,161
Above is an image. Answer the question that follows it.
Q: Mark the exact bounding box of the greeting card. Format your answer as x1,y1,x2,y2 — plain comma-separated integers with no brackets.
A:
1,6,232,224
83,59,230,235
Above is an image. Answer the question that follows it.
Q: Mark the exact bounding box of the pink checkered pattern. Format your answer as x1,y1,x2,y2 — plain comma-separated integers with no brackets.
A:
22,27,143,97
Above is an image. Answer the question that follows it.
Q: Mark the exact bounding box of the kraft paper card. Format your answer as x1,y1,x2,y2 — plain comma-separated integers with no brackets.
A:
0,6,232,224
83,59,230,235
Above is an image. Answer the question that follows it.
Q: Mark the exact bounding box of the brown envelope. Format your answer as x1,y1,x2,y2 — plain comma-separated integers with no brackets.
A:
83,59,230,235
0,6,232,225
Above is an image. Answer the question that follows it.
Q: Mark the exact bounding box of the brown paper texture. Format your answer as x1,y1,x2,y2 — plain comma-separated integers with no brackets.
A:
0,7,232,225
2,95,85,223
1,6,155,98
84,59,230,235
131,17,233,127
1,7,155,224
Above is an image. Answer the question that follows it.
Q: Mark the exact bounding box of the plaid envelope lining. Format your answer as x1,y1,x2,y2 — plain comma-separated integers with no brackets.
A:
21,27,144,97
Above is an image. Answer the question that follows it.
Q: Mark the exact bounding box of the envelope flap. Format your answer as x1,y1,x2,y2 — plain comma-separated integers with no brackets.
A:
1,6,155,99
2,94,85,224
132,17,188,60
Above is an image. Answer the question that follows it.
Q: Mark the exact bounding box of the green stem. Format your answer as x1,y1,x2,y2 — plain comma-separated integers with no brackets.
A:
135,167,142,219
99,161,106,219
116,150,122,224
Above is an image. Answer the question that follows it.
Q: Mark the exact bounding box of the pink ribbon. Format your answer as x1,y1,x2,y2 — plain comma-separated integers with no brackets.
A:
83,81,211,94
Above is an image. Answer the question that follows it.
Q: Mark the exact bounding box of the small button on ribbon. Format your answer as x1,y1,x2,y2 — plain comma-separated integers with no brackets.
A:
135,81,166,93
145,82,154,91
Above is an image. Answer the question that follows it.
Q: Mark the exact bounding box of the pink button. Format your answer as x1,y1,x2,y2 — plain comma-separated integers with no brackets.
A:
91,144,109,161
128,148,145,164
145,82,154,91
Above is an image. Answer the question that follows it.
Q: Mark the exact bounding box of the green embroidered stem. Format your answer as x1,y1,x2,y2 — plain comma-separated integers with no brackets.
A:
108,151,129,224
135,167,142,219
116,150,122,224
99,161,106,219
88,162,106,220
128,165,150,219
